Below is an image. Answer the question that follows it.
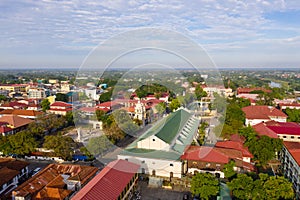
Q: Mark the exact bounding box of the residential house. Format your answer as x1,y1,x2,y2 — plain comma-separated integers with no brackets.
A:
279,103,300,110
0,102,27,110
12,163,98,200
0,115,33,136
118,108,200,178
279,142,300,199
181,142,255,178
254,121,300,142
0,158,29,197
242,105,287,126
71,160,140,200
48,101,72,116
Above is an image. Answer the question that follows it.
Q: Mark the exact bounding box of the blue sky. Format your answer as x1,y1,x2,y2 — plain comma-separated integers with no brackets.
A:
0,0,300,68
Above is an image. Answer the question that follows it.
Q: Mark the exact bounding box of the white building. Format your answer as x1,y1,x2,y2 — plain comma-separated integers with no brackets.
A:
118,108,200,178
242,105,287,126
28,88,46,99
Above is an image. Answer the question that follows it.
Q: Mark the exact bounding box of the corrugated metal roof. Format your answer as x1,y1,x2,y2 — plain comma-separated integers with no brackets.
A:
71,160,139,200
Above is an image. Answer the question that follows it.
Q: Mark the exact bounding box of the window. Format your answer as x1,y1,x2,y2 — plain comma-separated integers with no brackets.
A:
291,136,295,139
283,136,287,138
206,163,211,167
170,163,173,167
125,158,128,161
152,138,155,141
141,160,145,163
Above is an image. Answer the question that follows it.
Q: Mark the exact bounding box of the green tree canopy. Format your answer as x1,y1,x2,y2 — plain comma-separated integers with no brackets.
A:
195,85,207,100
228,173,294,200
190,173,219,200
223,160,236,180
56,93,69,102
86,135,113,156
169,98,181,111
41,98,50,112
43,135,75,160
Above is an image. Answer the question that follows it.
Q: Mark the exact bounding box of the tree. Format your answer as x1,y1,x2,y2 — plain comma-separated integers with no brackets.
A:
0,94,7,102
246,135,283,166
56,93,69,102
43,135,75,160
86,135,113,156
7,131,38,156
99,89,112,102
65,111,74,125
155,102,166,116
169,98,180,111
80,146,94,161
195,85,207,100
223,160,236,180
228,173,294,200
96,109,107,122
41,99,50,112
135,88,148,99
228,174,254,200
212,93,226,113
285,108,300,123
190,173,219,200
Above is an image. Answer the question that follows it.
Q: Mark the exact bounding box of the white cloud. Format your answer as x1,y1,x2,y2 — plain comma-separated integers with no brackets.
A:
0,0,299,67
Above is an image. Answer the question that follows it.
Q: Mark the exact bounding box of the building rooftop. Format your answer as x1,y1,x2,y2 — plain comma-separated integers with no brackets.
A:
13,163,98,199
0,158,29,188
0,115,33,128
71,160,140,200
242,105,287,120
284,142,300,166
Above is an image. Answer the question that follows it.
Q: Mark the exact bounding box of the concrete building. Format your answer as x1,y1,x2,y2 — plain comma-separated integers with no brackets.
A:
279,142,300,199
28,88,46,99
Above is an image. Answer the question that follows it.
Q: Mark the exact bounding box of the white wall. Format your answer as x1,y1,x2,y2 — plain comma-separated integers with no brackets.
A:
137,136,170,151
118,155,182,178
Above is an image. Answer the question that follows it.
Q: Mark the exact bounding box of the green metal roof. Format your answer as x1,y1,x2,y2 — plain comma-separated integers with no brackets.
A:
155,109,191,144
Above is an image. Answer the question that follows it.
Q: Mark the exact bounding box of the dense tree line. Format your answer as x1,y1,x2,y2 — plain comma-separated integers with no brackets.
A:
228,173,294,200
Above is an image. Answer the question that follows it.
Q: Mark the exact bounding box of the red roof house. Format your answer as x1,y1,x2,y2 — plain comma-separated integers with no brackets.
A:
254,121,300,141
48,101,72,116
242,105,287,126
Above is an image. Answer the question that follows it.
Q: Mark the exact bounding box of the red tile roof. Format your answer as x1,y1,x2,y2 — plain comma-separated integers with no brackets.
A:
253,122,278,138
267,126,300,135
13,163,98,199
229,134,246,143
237,87,271,94
0,115,33,128
51,101,72,107
96,101,120,108
283,142,300,166
180,146,229,163
0,109,43,117
242,105,287,120
72,160,140,200
215,141,253,158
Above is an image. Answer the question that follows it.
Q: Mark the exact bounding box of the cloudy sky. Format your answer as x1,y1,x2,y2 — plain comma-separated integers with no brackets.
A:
0,0,299,68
